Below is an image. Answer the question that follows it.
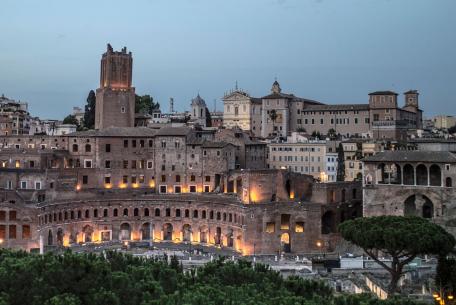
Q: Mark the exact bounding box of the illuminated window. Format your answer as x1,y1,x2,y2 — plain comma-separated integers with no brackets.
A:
295,222,305,233
266,222,275,233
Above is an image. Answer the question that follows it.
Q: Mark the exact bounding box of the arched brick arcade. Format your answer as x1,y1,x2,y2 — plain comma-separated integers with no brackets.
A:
38,198,246,252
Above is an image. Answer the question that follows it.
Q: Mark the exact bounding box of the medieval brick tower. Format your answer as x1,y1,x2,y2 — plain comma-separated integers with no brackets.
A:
95,44,135,129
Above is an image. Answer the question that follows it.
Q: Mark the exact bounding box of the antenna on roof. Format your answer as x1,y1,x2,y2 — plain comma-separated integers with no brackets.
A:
235,80,238,91
214,99,217,112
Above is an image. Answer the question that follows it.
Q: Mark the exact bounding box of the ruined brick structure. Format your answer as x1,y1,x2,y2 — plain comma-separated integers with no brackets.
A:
363,151,456,236
0,45,362,254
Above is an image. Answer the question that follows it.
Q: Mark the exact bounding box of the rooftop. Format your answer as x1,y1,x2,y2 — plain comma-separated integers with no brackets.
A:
68,127,157,137
363,150,456,163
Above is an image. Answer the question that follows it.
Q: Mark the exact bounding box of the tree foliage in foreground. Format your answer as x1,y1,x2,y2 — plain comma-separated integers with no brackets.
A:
0,250,426,305
339,216,455,295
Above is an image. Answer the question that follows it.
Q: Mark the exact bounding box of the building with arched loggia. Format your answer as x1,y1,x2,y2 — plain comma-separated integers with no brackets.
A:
363,151,456,236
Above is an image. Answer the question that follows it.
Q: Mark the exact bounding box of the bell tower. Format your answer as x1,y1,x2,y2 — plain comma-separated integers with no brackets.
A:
95,44,135,129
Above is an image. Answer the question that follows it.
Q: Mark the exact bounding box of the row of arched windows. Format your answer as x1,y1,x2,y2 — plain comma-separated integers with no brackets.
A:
40,207,244,226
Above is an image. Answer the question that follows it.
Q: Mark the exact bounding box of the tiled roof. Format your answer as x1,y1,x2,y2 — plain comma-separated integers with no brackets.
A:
68,127,157,137
363,151,456,163
304,104,369,111
368,91,398,96
201,141,232,148
154,126,193,137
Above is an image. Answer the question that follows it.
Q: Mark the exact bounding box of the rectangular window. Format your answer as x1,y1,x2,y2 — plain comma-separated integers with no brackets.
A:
20,181,27,189
295,222,305,233
266,222,275,233
104,176,111,184
132,140,137,148
139,175,145,183
84,160,92,168
174,186,181,193
147,161,153,169
82,175,88,184
131,176,137,184
140,140,145,148
189,185,197,193
105,144,111,152
159,185,167,193
123,140,128,148
9,225,16,239
123,160,128,169
105,160,111,168
205,176,211,182
35,181,41,190
161,175,166,182
131,160,137,169
122,176,128,184
204,185,210,192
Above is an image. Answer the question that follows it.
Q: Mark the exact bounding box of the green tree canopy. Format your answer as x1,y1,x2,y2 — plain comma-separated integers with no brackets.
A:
62,115,79,126
339,216,455,295
83,90,96,129
135,94,159,114
336,143,345,181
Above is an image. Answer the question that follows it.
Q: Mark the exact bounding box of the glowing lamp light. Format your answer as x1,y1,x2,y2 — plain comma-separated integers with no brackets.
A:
320,172,328,183
448,295,454,300
15,160,20,168
433,294,439,299
149,180,155,188
0,238,3,244
76,184,81,191
316,241,322,248
289,191,295,199
104,183,112,189
119,183,127,189
132,183,139,189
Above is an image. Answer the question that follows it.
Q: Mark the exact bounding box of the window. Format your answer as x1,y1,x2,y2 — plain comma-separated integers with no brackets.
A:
161,175,166,182
295,222,304,233
131,160,137,169
35,181,41,190
121,106,126,113
122,176,128,184
189,185,196,193
29,160,35,168
104,176,111,184
105,160,111,168
20,181,27,189
85,144,91,152
147,161,153,169
190,175,196,182
205,176,211,182
174,186,181,193
9,211,17,221
84,160,92,168
123,140,128,148
266,222,275,233
22,225,31,239
72,144,78,152
9,225,16,239
140,140,145,148
175,175,181,183
159,185,167,193
105,144,111,152
132,140,137,148
82,175,88,184
155,208,160,217
123,160,128,169
204,185,210,192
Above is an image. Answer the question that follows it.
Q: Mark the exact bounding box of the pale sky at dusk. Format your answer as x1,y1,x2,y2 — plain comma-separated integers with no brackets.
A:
0,0,455,119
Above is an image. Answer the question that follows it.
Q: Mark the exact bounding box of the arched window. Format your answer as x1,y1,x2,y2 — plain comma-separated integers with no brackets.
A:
103,209,108,217
202,210,207,219
93,209,98,218
193,210,198,218
155,208,160,217
416,164,428,186
403,164,414,185
429,164,442,186
134,208,139,217
185,209,190,218
123,208,128,216
113,208,118,217
446,177,452,187
72,144,78,152
176,209,181,217
85,144,91,153
77,210,82,219
85,210,90,218
216,212,221,220
144,208,149,217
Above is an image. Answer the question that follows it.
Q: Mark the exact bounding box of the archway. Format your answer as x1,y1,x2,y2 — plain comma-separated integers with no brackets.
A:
200,226,208,243
390,163,402,184
226,229,234,248
416,164,428,186
429,165,442,186
83,225,93,243
182,224,192,242
215,227,222,246
120,223,131,241
422,196,434,219
163,223,173,241
321,211,336,234
404,195,417,216
141,223,151,240
48,229,53,246
403,164,414,185
56,228,64,246
281,233,291,253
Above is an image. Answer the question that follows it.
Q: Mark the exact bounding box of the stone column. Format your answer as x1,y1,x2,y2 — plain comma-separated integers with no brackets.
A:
427,167,430,186
400,165,404,185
